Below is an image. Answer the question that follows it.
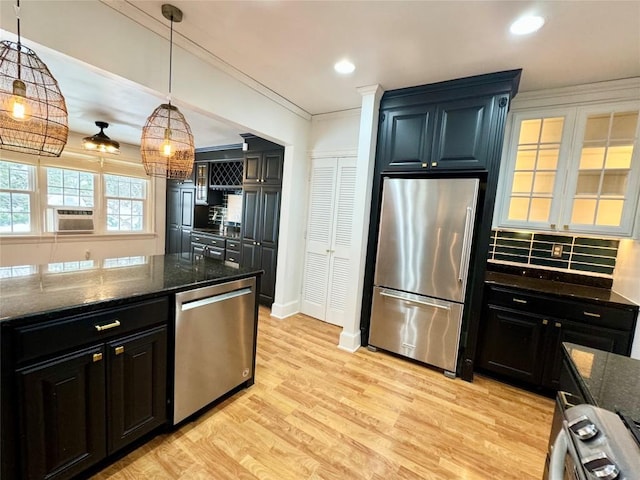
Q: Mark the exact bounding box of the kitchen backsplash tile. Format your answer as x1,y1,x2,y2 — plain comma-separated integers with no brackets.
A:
488,230,619,276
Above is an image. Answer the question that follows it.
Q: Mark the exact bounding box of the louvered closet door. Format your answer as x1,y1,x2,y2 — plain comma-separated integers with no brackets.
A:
301,157,356,326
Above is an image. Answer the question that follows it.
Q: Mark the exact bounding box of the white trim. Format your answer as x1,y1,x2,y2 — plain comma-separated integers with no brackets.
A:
270,299,299,319
100,0,312,122
0,233,157,245
513,78,640,110
338,330,361,353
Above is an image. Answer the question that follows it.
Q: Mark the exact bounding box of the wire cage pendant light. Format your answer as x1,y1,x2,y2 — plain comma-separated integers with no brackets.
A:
0,0,68,157
141,4,194,180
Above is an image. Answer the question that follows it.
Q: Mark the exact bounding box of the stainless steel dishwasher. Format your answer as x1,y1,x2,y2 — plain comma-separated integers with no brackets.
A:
173,277,256,425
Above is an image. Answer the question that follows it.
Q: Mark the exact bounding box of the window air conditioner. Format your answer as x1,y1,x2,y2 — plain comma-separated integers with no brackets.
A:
54,207,95,233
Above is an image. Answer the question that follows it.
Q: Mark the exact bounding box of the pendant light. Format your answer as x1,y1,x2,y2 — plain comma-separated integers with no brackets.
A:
0,0,68,156
83,121,120,154
140,4,194,180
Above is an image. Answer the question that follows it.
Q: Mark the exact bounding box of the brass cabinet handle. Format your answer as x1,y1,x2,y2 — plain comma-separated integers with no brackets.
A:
584,311,601,318
555,322,562,328
563,225,569,230
95,320,121,332
93,353,103,362
550,223,556,229
114,346,124,355
512,298,528,304
542,319,549,325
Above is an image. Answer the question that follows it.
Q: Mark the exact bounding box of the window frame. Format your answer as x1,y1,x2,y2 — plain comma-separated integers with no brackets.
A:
0,160,38,234
0,153,153,237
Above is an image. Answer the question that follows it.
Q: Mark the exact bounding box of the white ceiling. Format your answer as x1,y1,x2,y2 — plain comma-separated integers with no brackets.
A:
3,0,640,149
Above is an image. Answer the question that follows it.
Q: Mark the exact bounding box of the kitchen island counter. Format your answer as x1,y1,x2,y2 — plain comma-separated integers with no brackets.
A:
0,254,261,325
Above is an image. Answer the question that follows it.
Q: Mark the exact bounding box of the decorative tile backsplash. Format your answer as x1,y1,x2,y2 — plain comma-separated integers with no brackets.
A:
488,230,619,276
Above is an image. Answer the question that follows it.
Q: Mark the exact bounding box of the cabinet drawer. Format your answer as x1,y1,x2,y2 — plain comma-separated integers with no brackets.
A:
14,297,169,366
225,250,240,264
487,286,635,331
226,239,240,251
191,233,225,248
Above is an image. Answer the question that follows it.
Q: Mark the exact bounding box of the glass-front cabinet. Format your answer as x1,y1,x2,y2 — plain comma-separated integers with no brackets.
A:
496,97,640,237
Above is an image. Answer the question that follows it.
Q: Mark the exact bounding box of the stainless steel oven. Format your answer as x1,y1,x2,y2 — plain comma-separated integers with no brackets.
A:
547,404,640,480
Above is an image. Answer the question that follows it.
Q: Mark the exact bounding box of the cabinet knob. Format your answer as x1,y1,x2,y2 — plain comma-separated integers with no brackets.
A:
550,223,556,229
431,162,438,167
114,346,124,356
563,225,569,230
542,319,549,325
421,163,428,168
93,353,103,363
257,242,261,246
555,322,562,328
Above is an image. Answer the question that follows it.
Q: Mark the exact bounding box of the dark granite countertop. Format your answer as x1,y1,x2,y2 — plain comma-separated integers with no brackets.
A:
485,271,638,308
0,254,261,325
564,343,640,421
192,228,241,240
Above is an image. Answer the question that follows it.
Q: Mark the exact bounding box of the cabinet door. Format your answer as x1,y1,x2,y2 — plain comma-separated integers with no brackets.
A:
541,319,630,390
562,104,640,236
259,186,282,248
380,105,435,171
259,245,278,305
241,186,261,245
431,95,496,170
477,305,545,384
107,326,167,454
243,153,262,184
17,345,106,480
241,241,261,270
194,163,209,205
262,150,284,185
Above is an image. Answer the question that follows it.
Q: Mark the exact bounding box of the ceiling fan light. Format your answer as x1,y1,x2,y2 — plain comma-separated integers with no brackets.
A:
82,121,120,155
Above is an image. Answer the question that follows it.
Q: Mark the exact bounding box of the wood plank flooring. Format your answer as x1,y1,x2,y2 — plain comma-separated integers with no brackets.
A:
93,307,554,480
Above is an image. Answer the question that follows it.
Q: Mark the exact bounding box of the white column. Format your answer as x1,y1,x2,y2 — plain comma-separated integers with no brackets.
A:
338,85,383,352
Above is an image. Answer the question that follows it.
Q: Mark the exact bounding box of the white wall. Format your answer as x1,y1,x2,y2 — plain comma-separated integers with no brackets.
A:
0,0,311,312
309,109,362,155
612,239,640,358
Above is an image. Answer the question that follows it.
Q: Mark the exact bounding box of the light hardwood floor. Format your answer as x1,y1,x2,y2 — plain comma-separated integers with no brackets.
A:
93,307,554,479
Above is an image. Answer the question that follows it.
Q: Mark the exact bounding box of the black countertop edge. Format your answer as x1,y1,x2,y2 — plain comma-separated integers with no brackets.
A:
485,271,638,309
191,228,241,239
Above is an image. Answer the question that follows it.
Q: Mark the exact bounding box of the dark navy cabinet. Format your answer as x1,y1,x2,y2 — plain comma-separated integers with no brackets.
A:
360,70,522,382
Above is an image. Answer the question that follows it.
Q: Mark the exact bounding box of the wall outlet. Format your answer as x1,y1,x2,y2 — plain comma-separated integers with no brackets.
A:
551,244,563,258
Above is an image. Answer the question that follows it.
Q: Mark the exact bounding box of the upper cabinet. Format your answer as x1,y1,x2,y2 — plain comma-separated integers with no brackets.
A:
495,80,640,237
380,94,501,172
243,150,284,185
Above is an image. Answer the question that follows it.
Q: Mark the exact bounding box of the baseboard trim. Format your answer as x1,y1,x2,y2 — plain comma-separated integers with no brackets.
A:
338,329,361,353
270,300,299,319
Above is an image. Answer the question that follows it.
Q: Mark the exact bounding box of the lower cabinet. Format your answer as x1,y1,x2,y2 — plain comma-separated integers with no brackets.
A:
477,285,635,390
12,298,168,480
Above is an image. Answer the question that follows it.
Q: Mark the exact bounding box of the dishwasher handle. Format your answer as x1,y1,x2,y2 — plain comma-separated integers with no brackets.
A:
180,287,252,311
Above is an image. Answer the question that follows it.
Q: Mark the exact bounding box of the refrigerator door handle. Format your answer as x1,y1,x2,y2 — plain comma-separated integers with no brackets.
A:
380,290,451,310
458,206,473,284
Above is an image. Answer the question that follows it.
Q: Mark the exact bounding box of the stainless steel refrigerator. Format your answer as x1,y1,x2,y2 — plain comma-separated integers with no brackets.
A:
369,177,479,376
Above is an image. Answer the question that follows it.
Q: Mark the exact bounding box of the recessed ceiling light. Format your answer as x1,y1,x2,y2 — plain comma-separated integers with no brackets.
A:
510,15,545,35
334,59,355,75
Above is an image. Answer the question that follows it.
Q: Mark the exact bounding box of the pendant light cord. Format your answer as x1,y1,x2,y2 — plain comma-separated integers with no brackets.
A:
14,0,22,79
168,14,173,102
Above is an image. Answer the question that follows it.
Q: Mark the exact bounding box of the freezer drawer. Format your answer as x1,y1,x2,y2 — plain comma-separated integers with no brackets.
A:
369,286,463,373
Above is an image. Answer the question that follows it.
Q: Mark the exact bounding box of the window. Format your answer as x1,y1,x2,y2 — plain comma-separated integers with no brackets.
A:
47,167,94,207
105,174,146,231
0,160,35,233
0,155,151,236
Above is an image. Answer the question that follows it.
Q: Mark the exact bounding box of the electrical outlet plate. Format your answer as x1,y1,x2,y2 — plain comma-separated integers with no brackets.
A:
551,243,563,258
